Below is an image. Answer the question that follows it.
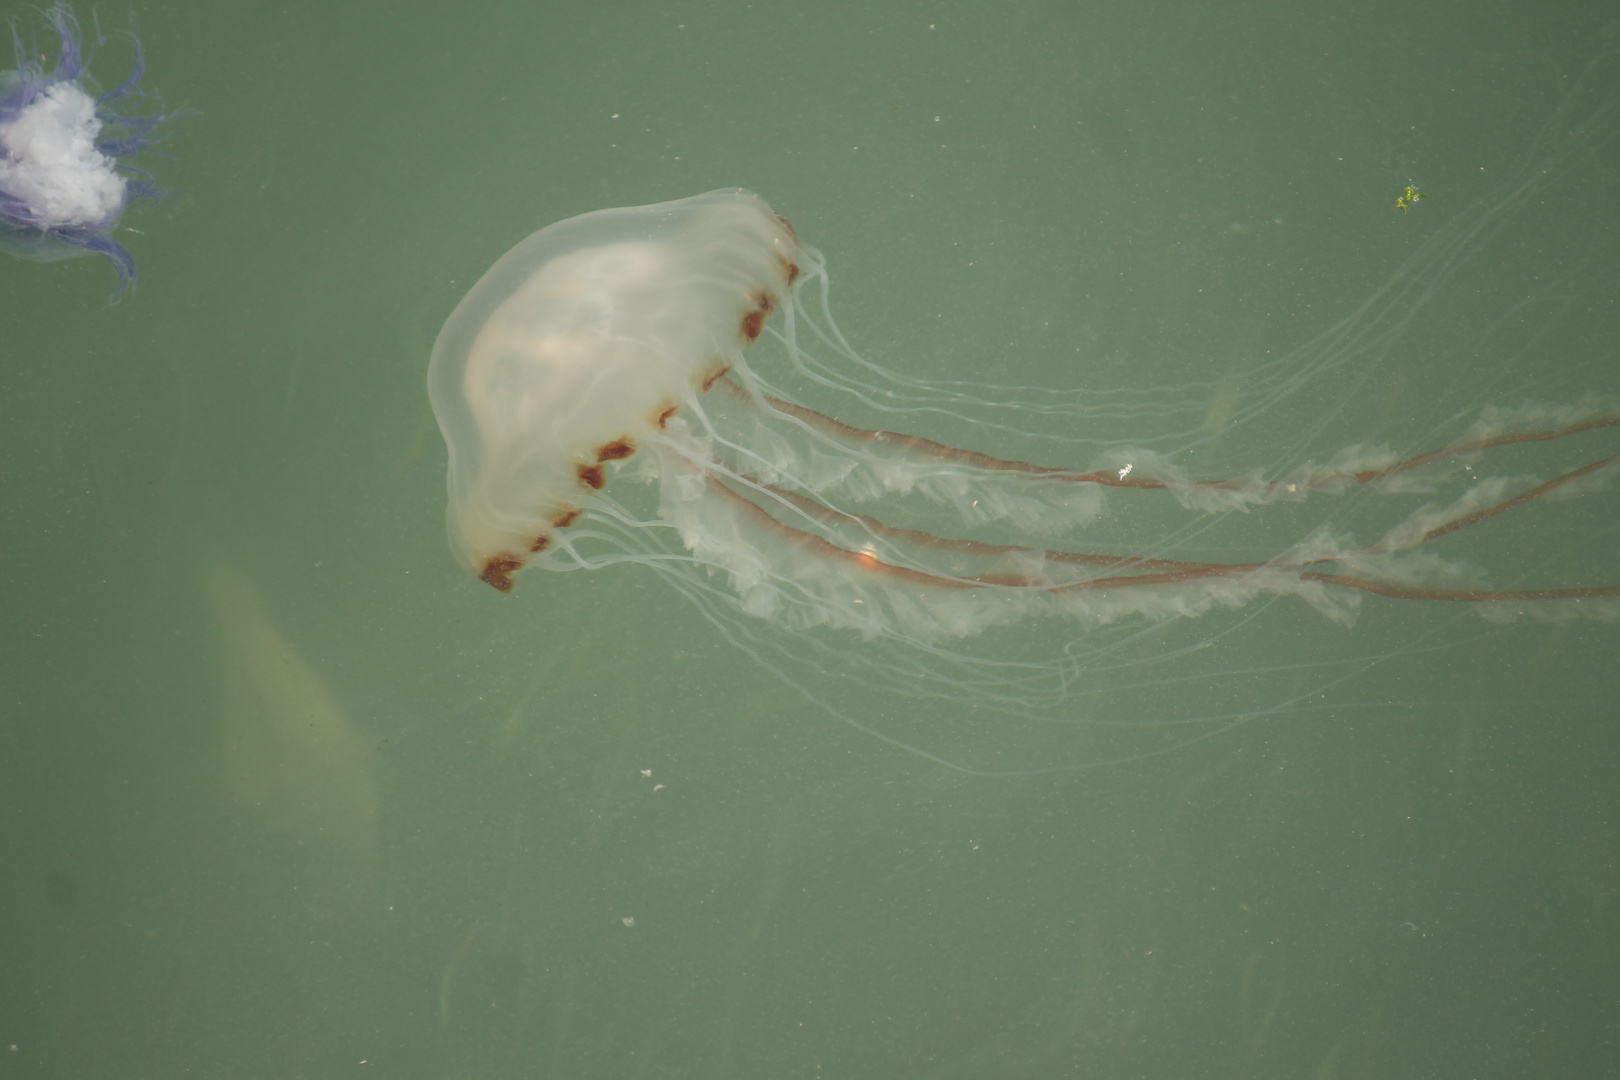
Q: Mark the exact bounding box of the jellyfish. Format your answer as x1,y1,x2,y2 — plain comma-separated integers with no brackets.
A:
0,3,179,291
426,172,1620,772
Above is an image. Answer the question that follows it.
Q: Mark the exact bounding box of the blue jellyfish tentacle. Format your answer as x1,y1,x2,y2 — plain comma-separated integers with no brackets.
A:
41,4,87,85
93,11,147,107
51,224,135,281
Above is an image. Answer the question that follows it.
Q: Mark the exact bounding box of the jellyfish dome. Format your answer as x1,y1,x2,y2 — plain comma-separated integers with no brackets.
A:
430,186,1619,770
430,190,800,592
0,3,180,291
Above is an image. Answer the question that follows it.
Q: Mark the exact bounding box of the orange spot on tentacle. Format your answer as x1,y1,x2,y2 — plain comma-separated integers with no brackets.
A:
577,464,605,489
552,508,580,529
529,534,551,554
655,403,678,429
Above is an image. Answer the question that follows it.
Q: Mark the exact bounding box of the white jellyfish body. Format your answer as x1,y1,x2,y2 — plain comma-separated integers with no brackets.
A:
0,78,125,238
428,189,799,590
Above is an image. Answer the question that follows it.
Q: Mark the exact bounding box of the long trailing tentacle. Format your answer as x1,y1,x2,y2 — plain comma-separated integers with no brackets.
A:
700,405,1620,605
722,374,1620,497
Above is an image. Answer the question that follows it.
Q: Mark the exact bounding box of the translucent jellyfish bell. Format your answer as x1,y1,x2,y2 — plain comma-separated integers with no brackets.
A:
429,189,799,590
0,3,181,291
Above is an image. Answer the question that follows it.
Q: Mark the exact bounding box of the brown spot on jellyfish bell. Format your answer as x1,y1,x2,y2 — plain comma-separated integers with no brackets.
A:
741,292,775,343
773,214,800,279
700,364,733,394
479,555,524,593
596,438,636,462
